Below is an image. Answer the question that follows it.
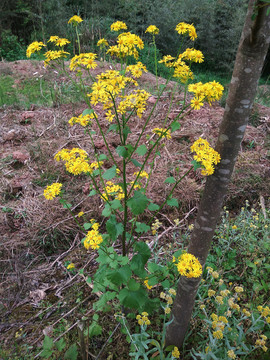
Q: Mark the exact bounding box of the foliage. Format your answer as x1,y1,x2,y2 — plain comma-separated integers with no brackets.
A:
0,30,26,61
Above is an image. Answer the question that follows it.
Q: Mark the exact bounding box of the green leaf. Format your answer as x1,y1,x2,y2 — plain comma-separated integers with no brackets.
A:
128,278,141,291
64,344,78,360
164,177,176,184
136,144,148,156
98,154,107,161
86,322,102,338
116,146,128,158
148,276,158,286
148,262,163,274
170,121,181,132
82,108,94,116
130,242,151,277
162,280,170,289
55,338,66,352
83,223,92,230
102,204,111,217
148,203,160,211
166,198,179,207
191,159,201,170
107,124,118,133
135,222,150,234
118,287,147,310
93,314,99,321
107,265,132,286
131,158,142,167
127,191,149,215
110,199,123,210
88,189,97,197
42,336,54,350
106,215,124,241
123,125,131,141
103,166,117,180
40,349,53,358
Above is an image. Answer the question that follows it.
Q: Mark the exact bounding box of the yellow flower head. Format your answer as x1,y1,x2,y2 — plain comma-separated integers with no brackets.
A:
175,22,197,41
68,15,83,26
227,350,236,359
190,137,221,176
67,263,75,270
78,211,84,217
172,346,180,358
136,312,150,326
145,25,159,35
176,253,202,278
44,183,62,200
144,279,152,290
110,21,128,32
97,38,109,47
26,41,46,58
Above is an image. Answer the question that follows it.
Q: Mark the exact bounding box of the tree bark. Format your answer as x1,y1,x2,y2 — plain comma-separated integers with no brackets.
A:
165,0,270,348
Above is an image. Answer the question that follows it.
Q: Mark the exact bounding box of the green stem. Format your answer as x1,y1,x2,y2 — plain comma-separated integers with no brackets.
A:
75,26,81,54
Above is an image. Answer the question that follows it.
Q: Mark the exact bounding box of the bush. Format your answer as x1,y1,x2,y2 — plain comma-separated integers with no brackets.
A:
0,30,26,61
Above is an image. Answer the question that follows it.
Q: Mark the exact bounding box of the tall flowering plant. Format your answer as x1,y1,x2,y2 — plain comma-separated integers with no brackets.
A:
27,18,223,356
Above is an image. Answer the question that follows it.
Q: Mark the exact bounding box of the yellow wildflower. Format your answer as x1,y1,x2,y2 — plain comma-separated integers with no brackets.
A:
26,41,45,58
190,137,221,176
152,127,171,140
110,21,128,32
172,346,180,358
44,183,62,200
176,253,202,278
67,263,75,270
145,25,159,35
68,15,83,25
78,211,84,217
227,349,236,359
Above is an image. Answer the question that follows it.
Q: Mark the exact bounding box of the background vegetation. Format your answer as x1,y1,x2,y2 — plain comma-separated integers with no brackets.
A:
1,0,269,77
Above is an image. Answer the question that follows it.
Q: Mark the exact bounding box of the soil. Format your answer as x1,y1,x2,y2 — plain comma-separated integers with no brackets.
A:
0,59,270,359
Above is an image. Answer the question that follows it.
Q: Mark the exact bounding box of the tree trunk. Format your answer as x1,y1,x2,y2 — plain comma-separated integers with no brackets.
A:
165,0,270,348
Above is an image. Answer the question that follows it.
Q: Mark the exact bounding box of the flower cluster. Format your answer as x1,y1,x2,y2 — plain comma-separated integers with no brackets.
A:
68,112,96,127
152,127,171,140
143,279,152,290
188,81,224,108
175,22,197,41
48,36,70,47
145,25,159,35
136,312,150,326
160,288,176,314
110,21,128,32
159,55,194,83
67,263,75,270
211,313,228,339
257,305,270,323
83,222,103,250
175,253,202,278
69,52,98,71
44,50,70,66
68,15,83,26
151,219,162,235
89,70,135,108
126,62,147,78
97,38,109,48
54,148,92,175
172,346,180,359
43,182,63,200
180,48,204,63
101,181,125,201
118,89,150,118
255,334,268,352
190,138,221,176
107,31,144,60
26,41,45,58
